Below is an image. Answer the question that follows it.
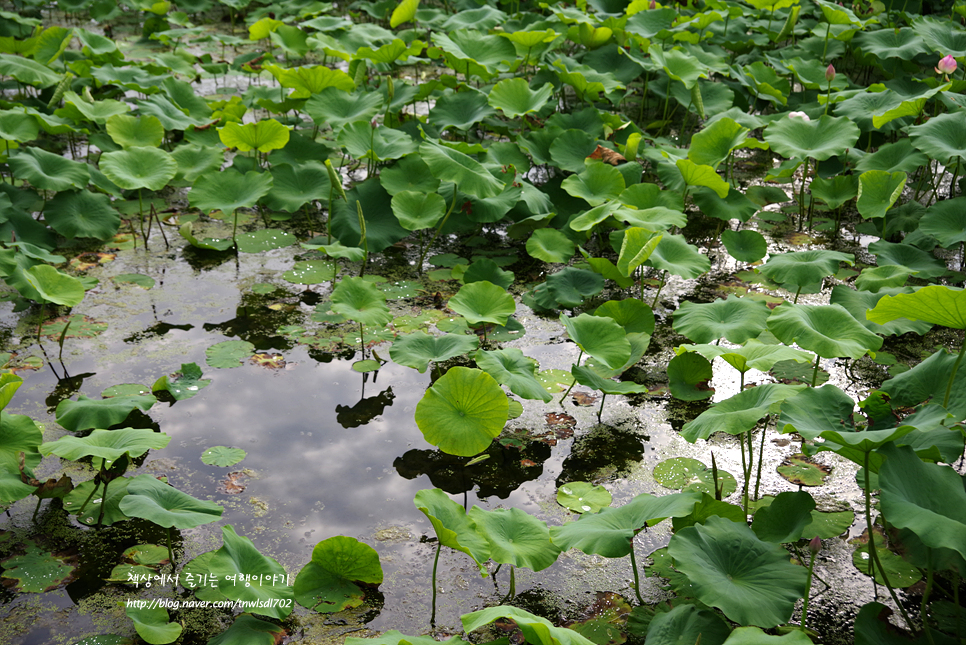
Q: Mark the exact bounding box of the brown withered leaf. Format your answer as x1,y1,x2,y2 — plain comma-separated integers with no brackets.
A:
251,353,286,369
587,144,627,166
545,412,577,432
572,391,599,406
219,472,247,494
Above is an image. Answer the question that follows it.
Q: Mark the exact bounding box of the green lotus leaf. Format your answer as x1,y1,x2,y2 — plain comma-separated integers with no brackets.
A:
763,114,860,161
0,110,39,143
694,188,759,223
830,286,933,336
476,347,552,402
561,313,631,371
448,281,515,327
721,627,815,645
56,393,156,432
201,446,246,467
721,229,767,263
414,366,508,456
428,88,496,132
880,349,966,418
856,170,906,220
750,491,816,543
118,473,223,529
779,384,857,441
305,88,384,134
0,539,77,594
673,295,770,344
208,614,284,645
868,240,947,280
678,341,814,374
391,190,445,231
283,259,336,284
40,428,170,469
106,114,164,149
414,488,490,565
294,535,383,613
668,516,808,628
852,544,922,588
468,506,560,571
739,61,790,106
868,285,965,331
262,162,331,213
265,63,353,98
681,383,805,442
571,363,650,396
331,277,392,327
645,604,732,645
853,27,928,61
809,175,858,209
920,197,966,248
463,258,514,289
100,147,176,191
556,482,612,514
689,117,749,169
549,129,599,173
235,229,297,254
489,78,554,119
420,140,504,199
767,303,883,359
463,605,595,645
675,159,729,198
62,477,131,526
562,161,625,207
526,228,576,263
649,44,707,90
593,298,654,335
667,351,714,401
379,154,440,196
854,139,928,175
0,53,62,87
9,147,89,191
0,373,22,412
758,250,854,290
24,264,85,306
190,170,273,215
347,632,468,645
432,30,515,81
331,178,408,252
206,340,256,368
390,331,479,373
645,233,711,279
854,265,910,292
218,119,290,153
908,111,966,164
338,122,418,162
912,15,966,57
209,525,294,619
802,509,855,540
549,491,702,558
43,190,120,241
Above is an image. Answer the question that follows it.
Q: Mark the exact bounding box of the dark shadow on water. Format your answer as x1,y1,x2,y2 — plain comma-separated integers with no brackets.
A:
556,425,647,486
336,387,395,429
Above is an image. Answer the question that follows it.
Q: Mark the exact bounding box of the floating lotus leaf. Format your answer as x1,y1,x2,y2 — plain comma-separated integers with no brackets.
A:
389,331,479,373
468,506,560,571
100,147,177,191
201,446,247,467
668,516,808,628
851,544,922,588
673,295,770,344
414,366,508,456
62,477,132,526
209,525,294,619
767,303,883,359
206,340,256,368
294,536,383,613
331,276,392,327
235,229,297,253
125,604,182,645
556,482,612,514
0,539,77,593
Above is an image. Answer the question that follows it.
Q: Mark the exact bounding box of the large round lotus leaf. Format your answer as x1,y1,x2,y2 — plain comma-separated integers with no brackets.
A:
908,111,966,163
557,482,612,514
829,286,933,336
645,604,732,645
338,121,418,162
40,428,170,469
331,276,392,327
667,351,714,401
414,366,508,456
758,250,854,290
201,446,247,467
867,240,947,280
668,516,808,627
546,267,605,307
391,190,446,231
767,303,883,359
721,229,767,263
100,147,177,191
854,139,928,175
809,175,858,209
645,233,711,279
63,477,132,526
467,506,560,571
171,143,224,183
263,162,331,213
206,340,256,368
379,154,440,196
9,147,90,191
389,331,479,373
751,490,816,543
414,488,490,564
419,140,504,199
208,525,294,619
854,27,928,60
305,87,385,133
475,347,552,402
549,129,601,173
463,258,514,290
55,393,157,432
23,264,85,306
763,114,860,161
428,88,496,132
681,383,804,442
673,296,770,344
856,170,906,220
879,443,966,563
778,384,857,441
218,119,290,153
867,285,966,330
561,313,631,371
463,606,596,645
489,79,554,119
526,228,575,263
688,116,749,169
43,190,120,241
549,491,702,558
920,197,966,248
189,170,273,215
721,627,816,645
593,298,654,336
106,114,164,149
208,614,284,645
294,535,383,613
119,473,223,529
125,603,183,644
448,281,515,327
331,178,409,253
0,111,39,143
562,162,625,207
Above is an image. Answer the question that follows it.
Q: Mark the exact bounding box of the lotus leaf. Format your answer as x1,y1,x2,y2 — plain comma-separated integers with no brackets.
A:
100,147,176,191
470,505,562,572
594,298,654,335
722,627,815,645
908,110,966,163
63,477,131,526
830,286,933,336
330,277,391,328
305,88,384,134
476,348,552,402
263,163,331,213
560,313,631,371
758,250,854,291
125,604,182,645
9,147,89,191
673,296,770,344
463,258,514,289
681,383,805,441
24,264,85,306
420,140,504,199
206,340,256,368
414,488,490,565
119,474,223,529
106,114,164,149
667,351,714,401
920,197,966,248
179,222,234,251
235,229,297,253
557,482,612,514
679,341,813,375
854,139,928,175
391,190,446,231
545,267,605,308
331,178,408,252
428,88,496,133
763,114,860,161
208,614,284,645
462,605,595,645
867,240,947,280
208,525,294,619
809,175,858,209
171,144,224,183
390,331,479,373
218,119,290,153
294,535,383,613
571,364,650,397
0,53,61,87
675,159,730,198
562,162,625,207
448,281,515,327
265,64,353,98
201,446,246,467
645,234,711,279
868,285,966,330
0,111,39,143
189,170,273,215
645,604,732,645
856,171,906,220
43,190,120,241
432,30,515,81
40,428,169,468
338,122,418,162
750,491,816,543
689,117,749,169
56,393,157,432
527,228,576,263
489,78,554,119
721,229,767,262
768,303,883,359
414,366,508,456
548,129,599,173
653,457,737,498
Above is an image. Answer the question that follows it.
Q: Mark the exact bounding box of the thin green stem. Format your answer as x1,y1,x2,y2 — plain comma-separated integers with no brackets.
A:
629,539,645,604
430,541,441,626
754,420,767,502
560,349,584,405
811,354,821,387
801,550,817,631
97,476,109,528
651,271,667,308
167,527,175,567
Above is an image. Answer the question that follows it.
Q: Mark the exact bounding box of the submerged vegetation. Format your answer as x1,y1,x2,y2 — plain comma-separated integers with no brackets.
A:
0,0,965,642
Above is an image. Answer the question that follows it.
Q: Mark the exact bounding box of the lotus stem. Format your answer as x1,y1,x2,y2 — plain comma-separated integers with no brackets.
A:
739,427,748,514
417,190,458,274
821,22,831,64
36,302,46,344
97,476,109,528
943,338,966,410
628,540,645,604
32,497,42,522
78,478,100,514
167,527,175,568
754,420,767,502
500,565,516,604
359,323,365,360
597,393,606,423
742,429,753,516
560,350,583,405
651,271,667,308
810,354,821,387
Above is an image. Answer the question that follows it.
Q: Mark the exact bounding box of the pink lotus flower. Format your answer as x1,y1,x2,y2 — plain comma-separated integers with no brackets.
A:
825,64,835,82
788,111,810,121
936,55,957,78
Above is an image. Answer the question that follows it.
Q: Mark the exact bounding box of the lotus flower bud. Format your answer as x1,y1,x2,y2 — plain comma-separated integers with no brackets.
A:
809,536,822,555
788,111,810,121
649,0,656,8
936,55,957,77
825,64,835,82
